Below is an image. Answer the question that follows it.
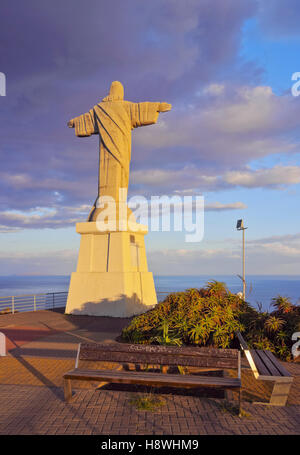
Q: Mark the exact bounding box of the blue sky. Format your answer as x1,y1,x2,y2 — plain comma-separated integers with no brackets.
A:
1,0,300,275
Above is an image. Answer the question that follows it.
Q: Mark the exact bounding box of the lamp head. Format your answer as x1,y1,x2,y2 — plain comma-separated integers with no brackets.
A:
236,219,244,230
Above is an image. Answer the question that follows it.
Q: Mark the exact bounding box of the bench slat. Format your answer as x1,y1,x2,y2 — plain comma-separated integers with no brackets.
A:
79,343,238,358
78,343,238,369
79,351,238,369
256,350,283,377
63,368,241,389
260,350,292,378
250,350,271,376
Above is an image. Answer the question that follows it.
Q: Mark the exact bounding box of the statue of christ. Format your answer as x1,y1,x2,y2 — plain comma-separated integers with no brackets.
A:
68,81,171,222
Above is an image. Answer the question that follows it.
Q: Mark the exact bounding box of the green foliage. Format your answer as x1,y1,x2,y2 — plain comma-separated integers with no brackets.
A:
122,284,300,363
122,283,245,349
271,295,294,314
129,393,166,412
204,280,228,297
240,294,299,361
150,319,182,346
264,316,285,333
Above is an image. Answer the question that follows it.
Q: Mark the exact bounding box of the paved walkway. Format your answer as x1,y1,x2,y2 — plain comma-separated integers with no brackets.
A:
0,309,299,435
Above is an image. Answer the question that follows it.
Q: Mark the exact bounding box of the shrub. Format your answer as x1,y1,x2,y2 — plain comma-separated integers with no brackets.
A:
122,282,246,349
234,295,299,361
121,283,300,362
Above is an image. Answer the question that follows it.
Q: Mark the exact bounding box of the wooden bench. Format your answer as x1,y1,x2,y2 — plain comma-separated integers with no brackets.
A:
236,331,293,406
63,342,242,413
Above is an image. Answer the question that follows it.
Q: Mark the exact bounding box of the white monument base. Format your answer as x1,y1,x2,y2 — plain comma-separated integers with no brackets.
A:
65,222,157,317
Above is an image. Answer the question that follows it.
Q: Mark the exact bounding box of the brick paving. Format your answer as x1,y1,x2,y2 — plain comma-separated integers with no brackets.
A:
0,384,299,435
0,309,299,435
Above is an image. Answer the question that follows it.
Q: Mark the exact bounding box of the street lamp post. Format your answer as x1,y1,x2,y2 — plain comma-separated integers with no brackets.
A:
236,219,247,300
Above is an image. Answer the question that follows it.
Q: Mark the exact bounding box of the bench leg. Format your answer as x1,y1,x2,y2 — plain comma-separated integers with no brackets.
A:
253,381,293,406
269,381,292,406
63,378,73,403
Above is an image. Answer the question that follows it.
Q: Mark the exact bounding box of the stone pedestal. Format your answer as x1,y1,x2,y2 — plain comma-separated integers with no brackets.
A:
65,222,157,317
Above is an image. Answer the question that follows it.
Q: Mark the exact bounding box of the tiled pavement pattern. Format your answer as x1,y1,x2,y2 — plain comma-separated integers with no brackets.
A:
0,384,299,435
0,357,121,389
0,309,299,435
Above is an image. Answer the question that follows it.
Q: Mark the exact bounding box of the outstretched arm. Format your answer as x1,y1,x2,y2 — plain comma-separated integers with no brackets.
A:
130,101,172,128
157,102,172,112
67,109,98,137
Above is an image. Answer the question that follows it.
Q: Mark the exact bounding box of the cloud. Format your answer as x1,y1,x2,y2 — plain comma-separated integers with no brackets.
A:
0,1,259,215
1,231,300,276
246,232,300,259
224,165,300,188
129,82,300,194
0,199,245,231
0,205,90,230
148,231,300,275
0,0,257,102
258,0,300,37
130,167,220,194
205,202,247,211
129,83,300,196
1,1,300,243
202,83,225,96
248,233,300,244
148,248,235,275
131,162,300,195
0,249,77,275
134,84,299,156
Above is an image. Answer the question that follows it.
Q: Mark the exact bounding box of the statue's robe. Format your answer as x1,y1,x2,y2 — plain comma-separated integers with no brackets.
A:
72,101,160,207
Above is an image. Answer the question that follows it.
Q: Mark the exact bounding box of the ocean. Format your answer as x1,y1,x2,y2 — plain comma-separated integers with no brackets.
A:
0,275,299,312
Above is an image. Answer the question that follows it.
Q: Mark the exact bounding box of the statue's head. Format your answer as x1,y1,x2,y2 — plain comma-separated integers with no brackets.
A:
102,81,124,102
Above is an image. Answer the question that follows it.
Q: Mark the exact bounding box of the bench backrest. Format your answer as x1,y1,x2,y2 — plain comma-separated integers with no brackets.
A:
236,331,260,377
76,342,239,370
236,331,249,351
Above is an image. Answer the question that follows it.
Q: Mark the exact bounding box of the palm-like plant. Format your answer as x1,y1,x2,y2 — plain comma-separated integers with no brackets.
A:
276,344,291,361
271,295,293,314
152,320,182,346
264,315,285,333
253,338,275,352
188,322,210,345
205,280,227,297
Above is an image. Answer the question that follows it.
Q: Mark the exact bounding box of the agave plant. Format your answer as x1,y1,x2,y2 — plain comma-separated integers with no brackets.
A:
264,315,285,333
204,280,227,297
276,344,292,361
253,337,275,352
271,295,293,314
151,320,182,346
188,322,210,345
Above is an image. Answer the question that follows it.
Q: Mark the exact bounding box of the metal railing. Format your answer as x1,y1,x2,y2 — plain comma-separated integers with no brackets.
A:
0,292,68,314
0,290,173,315
156,291,170,301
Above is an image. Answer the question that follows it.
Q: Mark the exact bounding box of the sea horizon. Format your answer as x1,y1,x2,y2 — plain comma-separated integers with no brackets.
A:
0,274,299,312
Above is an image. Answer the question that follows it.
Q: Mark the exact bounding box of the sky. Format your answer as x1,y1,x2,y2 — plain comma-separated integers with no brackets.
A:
0,0,300,275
